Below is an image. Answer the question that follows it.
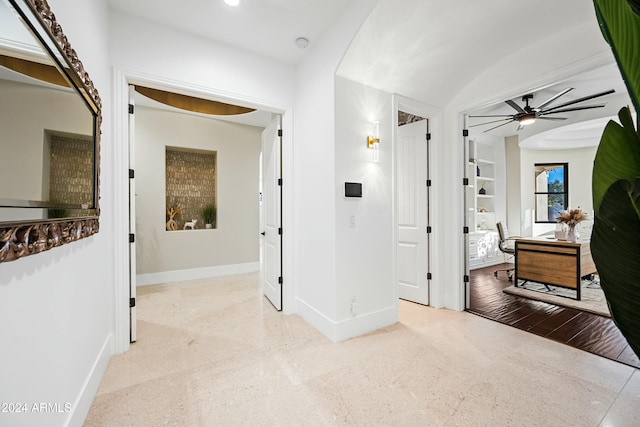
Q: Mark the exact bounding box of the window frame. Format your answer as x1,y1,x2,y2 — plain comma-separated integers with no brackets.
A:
534,162,569,224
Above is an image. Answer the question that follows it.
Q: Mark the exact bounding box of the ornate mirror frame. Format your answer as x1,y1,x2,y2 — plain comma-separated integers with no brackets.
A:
0,0,102,263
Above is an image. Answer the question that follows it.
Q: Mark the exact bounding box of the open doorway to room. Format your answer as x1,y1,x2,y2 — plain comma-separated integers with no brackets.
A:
126,82,285,343
461,63,639,368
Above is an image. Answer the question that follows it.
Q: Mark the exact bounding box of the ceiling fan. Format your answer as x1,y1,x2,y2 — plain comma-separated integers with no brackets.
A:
469,87,616,133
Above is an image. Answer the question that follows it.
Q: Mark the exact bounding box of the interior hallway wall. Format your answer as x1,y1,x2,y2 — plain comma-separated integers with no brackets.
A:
134,106,262,278
334,76,396,340
0,0,114,426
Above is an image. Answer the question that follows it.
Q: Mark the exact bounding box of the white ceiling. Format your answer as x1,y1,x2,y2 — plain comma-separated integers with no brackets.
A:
105,0,631,144
467,62,632,149
106,0,355,65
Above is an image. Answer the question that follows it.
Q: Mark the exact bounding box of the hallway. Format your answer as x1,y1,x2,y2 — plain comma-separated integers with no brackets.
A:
86,273,639,426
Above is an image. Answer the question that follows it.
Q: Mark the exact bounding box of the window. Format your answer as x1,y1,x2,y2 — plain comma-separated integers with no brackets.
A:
534,163,568,223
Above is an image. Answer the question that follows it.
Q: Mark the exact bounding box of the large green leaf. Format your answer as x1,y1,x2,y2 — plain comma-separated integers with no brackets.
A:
592,0,640,359
594,0,640,114
591,178,640,356
592,107,640,213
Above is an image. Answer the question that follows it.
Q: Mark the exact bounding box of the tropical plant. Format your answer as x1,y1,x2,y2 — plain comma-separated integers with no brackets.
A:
201,204,216,225
591,0,640,357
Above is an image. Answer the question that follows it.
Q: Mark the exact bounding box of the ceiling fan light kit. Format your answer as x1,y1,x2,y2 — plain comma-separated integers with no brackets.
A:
470,87,616,133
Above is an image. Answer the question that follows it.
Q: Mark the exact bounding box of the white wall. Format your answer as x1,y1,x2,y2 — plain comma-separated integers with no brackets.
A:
292,0,379,341
520,146,597,237
334,76,396,340
505,135,522,235
109,11,295,110
0,1,114,426
134,106,261,277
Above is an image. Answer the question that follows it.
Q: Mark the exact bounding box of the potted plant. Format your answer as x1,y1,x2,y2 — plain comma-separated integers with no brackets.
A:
591,0,640,357
201,204,216,229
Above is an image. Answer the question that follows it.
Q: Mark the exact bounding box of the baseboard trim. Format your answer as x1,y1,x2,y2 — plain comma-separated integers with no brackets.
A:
66,333,113,427
137,262,260,286
334,305,398,342
295,297,337,342
295,298,398,343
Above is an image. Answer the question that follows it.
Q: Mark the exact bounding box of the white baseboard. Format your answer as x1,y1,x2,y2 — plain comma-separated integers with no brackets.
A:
66,333,113,427
296,297,398,343
296,297,338,342
334,305,398,342
137,262,260,286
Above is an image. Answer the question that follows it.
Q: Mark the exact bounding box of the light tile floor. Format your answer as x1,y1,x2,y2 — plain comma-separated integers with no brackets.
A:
85,273,640,426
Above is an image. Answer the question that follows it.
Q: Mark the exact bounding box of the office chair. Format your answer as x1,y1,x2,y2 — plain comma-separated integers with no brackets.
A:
494,221,519,281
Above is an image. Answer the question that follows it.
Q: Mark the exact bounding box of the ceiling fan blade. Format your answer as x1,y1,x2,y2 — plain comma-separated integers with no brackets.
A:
541,104,606,115
538,116,568,120
541,89,615,113
534,87,574,110
482,119,516,133
469,118,514,127
505,99,526,114
468,114,514,118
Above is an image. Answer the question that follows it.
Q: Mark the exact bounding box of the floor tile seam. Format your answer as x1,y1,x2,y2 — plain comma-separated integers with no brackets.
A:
595,373,636,426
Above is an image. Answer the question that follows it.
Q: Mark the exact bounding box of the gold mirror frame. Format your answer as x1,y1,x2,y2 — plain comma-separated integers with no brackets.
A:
0,0,102,263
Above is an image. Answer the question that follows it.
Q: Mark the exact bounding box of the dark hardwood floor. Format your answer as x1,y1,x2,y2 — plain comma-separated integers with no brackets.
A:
468,263,640,369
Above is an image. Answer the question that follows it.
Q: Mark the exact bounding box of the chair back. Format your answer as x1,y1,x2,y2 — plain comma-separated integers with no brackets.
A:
496,221,514,254
497,221,508,241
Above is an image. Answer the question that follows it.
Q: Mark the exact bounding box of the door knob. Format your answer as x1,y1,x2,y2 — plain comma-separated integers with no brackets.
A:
261,231,266,236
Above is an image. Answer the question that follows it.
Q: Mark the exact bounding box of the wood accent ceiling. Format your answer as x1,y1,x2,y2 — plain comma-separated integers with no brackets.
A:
134,86,256,116
0,54,69,87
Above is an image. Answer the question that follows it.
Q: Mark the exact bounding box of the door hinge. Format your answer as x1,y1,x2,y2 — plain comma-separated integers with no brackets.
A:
426,179,432,187
463,275,470,283
277,178,282,186
463,178,469,186
462,129,469,137
463,226,469,234
426,226,432,234
278,227,283,235
129,233,135,243
427,272,432,280
278,276,283,284
129,104,134,114
130,297,136,308
129,169,135,179
277,129,283,137
426,133,431,141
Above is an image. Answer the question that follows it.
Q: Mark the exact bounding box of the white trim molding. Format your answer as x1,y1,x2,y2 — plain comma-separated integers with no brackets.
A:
137,262,260,286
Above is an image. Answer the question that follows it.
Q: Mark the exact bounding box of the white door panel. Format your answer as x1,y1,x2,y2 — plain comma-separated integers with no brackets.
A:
397,119,429,305
260,117,282,310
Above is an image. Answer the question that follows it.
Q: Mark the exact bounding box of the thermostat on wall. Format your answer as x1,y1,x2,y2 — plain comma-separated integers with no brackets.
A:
344,182,362,198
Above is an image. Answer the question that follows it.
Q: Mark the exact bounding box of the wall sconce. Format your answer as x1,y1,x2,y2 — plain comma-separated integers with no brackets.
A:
367,120,380,162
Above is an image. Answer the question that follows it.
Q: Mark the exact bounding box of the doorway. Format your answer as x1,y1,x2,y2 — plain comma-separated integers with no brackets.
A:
113,71,292,352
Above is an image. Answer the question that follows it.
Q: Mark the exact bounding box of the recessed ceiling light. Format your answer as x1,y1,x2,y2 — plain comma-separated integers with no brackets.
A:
224,0,239,6
295,37,309,49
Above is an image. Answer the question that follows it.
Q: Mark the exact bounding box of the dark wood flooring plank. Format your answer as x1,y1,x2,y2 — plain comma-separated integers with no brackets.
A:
468,263,640,369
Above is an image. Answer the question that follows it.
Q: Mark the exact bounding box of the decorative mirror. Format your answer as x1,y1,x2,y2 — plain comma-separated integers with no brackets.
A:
0,0,101,262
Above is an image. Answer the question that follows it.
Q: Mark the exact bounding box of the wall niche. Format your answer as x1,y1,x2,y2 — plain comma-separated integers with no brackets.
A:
165,147,217,230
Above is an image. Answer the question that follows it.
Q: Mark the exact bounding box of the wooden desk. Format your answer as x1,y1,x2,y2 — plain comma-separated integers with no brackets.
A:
514,237,596,300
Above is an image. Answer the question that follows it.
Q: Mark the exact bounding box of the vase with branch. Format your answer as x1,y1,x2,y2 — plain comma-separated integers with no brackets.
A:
556,208,588,243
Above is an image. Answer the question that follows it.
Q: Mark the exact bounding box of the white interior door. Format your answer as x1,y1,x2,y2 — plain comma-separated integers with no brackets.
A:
260,116,282,310
397,118,430,305
128,85,137,341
